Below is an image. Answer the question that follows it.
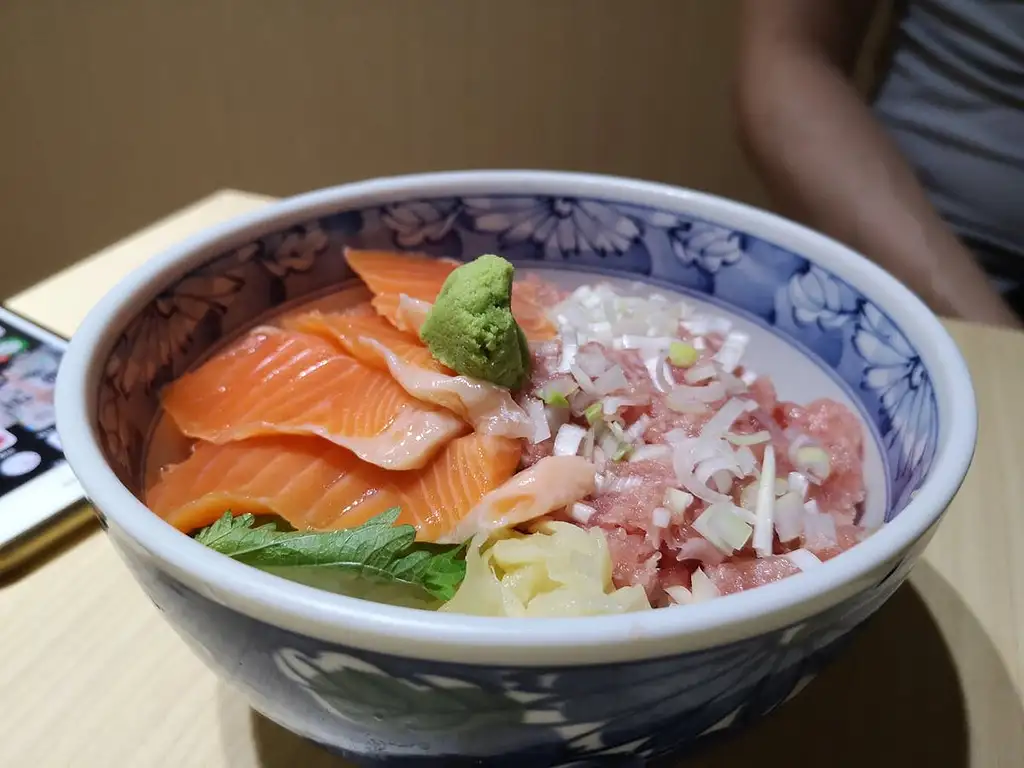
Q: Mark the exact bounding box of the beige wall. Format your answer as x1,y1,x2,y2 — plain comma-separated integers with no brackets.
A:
0,1,771,295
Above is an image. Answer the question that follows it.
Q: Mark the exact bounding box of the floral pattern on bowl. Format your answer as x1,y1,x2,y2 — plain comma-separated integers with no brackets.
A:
115,515,933,767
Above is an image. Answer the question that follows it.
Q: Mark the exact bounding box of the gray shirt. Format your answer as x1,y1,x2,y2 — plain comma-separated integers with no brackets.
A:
873,0,1024,271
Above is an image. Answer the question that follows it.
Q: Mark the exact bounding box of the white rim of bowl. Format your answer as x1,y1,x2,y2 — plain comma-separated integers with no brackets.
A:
55,170,977,667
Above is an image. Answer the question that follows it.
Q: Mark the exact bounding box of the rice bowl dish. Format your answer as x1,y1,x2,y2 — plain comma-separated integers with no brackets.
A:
55,171,976,766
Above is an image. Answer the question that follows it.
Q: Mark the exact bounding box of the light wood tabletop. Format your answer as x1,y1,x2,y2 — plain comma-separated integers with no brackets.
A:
1,191,1021,767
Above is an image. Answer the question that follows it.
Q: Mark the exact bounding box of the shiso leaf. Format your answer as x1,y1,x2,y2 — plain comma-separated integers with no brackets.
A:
194,508,468,603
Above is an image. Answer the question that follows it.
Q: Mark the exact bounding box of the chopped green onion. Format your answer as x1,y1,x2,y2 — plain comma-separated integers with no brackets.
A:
598,430,620,458
541,389,570,408
796,445,831,483
740,482,757,510
668,341,698,368
752,445,777,557
663,488,693,515
585,402,603,425
694,502,753,554
612,442,633,462
690,567,721,602
665,585,692,605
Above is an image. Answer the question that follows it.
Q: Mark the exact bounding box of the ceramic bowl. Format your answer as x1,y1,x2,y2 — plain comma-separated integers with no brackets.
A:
55,171,976,767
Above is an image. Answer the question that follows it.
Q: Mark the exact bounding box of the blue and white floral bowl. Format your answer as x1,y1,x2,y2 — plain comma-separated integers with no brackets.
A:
55,171,976,766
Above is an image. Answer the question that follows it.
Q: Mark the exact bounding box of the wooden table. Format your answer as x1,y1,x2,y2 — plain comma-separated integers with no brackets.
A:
1,191,1021,767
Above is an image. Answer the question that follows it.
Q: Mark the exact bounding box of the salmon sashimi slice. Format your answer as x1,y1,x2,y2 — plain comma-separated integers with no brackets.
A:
439,455,597,544
345,248,558,341
510,276,564,341
284,311,449,374
161,327,466,470
146,433,521,542
373,291,558,342
371,293,433,334
286,311,533,439
272,284,377,327
345,248,459,299
343,301,379,318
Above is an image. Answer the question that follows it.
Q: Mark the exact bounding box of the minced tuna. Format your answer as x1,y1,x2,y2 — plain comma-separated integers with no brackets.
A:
517,281,871,608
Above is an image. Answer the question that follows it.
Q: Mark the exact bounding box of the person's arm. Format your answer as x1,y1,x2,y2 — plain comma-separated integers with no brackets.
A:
734,0,1022,327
